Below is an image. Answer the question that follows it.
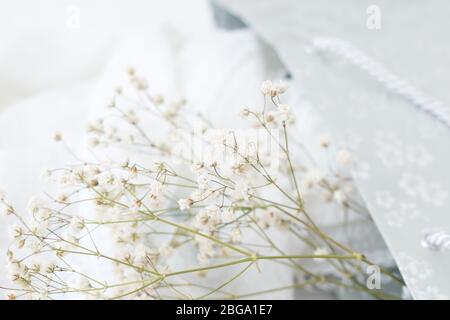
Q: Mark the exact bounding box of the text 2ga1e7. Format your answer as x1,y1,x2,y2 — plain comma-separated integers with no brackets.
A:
176,304,273,317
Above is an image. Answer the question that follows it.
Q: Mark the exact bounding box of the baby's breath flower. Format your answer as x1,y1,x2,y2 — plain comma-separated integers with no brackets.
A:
164,100,183,118
35,208,52,221
313,247,329,262
265,111,276,123
29,220,49,237
115,86,123,95
302,168,326,188
10,224,23,238
197,174,211,190
261,80,272,95
135,78,148,91
1,200,14,216
53,132,63,142
188,190,203,203
27,195,44,214
178,198,193,211
70,216,85,232
39,168,52,180
333,189,347,205
232,179,250,201
0,69,384,300
261,80,288,97
56,193,68,204
44,261,57,273
107,98,116,108
125,109,139,125
5,293,17,300
230,159,249,176
195,205,222,231
240,107,251,117
336,149,352,165
276,103,291,121
197,251,213,266
150,180,164,197
221,208,235,223
86,118,104,134
127,66,135,76
130,200,142,214
319,134,331,148
88,137,100,148
151,94,164,105
190,161,205,174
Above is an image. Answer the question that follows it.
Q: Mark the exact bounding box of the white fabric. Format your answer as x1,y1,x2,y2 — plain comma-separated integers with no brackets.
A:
0,0,212,109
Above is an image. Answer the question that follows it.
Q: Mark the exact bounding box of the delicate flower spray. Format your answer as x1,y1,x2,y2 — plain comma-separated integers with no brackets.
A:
0,72,404,300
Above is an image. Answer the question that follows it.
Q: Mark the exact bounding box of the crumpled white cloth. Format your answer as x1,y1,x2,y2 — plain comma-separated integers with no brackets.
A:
0,0,212,109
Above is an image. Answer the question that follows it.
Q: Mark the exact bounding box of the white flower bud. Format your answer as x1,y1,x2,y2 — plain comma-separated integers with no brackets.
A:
178,198,193,211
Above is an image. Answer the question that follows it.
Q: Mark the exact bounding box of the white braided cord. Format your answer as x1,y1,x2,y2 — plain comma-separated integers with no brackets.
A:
311,37,450,129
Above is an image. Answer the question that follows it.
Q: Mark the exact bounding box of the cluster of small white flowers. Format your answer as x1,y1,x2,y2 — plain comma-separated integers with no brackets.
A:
178,198,193,211
1,76,386,300
194,205,222,231
261,80,288,97
257,210,288,230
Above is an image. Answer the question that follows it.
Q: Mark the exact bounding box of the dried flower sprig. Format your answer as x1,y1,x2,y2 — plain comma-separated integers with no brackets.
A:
1,71,404,300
